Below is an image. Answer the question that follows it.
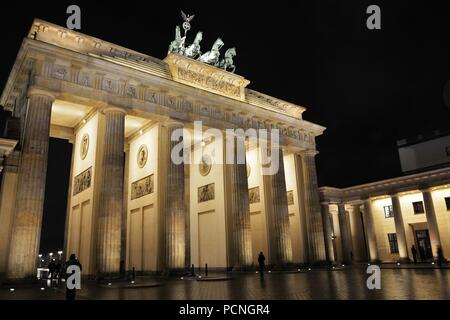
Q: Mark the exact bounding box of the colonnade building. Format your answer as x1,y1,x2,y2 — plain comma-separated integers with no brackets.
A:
0,20,327,279
320,167,450,264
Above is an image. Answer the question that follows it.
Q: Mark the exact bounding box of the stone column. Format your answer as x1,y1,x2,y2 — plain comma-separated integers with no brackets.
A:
320,202,335,264
7,90,54,279
96,107,126,275
264,147,292,266
421,188,444,260
390,193,409,262
349,204,367,261
300,150,326,263
337,203,352,264
362,198,379,262
227,134,252,269
162,121,186,271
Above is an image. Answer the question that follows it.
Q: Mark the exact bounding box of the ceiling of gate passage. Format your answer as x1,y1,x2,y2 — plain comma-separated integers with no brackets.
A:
50,100,149,137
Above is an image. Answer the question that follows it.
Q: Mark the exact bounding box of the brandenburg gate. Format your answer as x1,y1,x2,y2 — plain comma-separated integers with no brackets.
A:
0,19,327,279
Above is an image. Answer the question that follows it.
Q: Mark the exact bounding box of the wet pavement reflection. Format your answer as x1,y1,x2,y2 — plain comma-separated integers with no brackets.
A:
1,267,449,300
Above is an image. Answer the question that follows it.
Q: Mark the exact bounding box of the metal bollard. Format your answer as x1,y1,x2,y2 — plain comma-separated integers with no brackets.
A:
205,263,208,277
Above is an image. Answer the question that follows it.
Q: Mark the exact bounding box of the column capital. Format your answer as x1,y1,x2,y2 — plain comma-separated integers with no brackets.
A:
27,88,56,101
419,185,432,193
102,106,127,115
299,149,319,157
161,119,185,128
388,190,400,197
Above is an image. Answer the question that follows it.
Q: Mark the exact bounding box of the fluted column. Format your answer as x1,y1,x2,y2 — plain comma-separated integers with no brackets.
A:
227,134,252,268
390,193,409,262
162,121,186,270
421,188,444,260
96,107,126,275
349,204,367,261
320,202,335,264
362,198,379,262
7,90,54,279
264,147,292,266
337,203,352,263
300,150,326,263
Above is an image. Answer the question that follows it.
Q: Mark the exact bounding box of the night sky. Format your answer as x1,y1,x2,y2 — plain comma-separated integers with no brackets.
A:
0,1,449,253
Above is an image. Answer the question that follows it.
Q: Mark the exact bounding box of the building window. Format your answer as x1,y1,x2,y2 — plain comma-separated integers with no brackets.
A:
445,197,450,211
412,201,425,214
384,205,394,218
388,233,399,254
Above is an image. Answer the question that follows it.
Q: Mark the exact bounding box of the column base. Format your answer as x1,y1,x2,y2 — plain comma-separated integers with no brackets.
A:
231,265,254,272
398,257,411,263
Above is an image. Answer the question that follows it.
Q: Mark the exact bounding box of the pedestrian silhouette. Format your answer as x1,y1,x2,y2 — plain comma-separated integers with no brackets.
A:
258,252,266,278
48,259,56,285
418,246,425,262
437,246,445,268
65,254,82,300
411,245,417,264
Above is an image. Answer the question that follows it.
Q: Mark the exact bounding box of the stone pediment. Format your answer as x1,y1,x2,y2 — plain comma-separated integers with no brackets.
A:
164,54,250,101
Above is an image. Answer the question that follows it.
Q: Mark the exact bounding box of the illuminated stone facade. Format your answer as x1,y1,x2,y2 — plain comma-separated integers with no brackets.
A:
0,20,327,279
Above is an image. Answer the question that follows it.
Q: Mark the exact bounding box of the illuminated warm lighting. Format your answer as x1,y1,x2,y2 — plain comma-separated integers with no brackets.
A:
432,262,435,265
58,251,63,255
82,119,87,124
9,288,14,292
268,270,272,273
332,266,335,269
368,263,371,266
308,268,311,271
40,287,45,291
108,283,112,286
139,129,144,135
201,140,206,147
342,264,345,267
41,260,44,262
180,277,184,280
49,253,53,257
131,280,135,284
297,269,301,272
255,271,258,274
397,262,401,266
38,254,42,258
198,276,202,279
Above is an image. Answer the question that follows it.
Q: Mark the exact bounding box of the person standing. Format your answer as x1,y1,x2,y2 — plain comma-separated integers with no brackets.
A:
258,252,266,278
411,245,417,264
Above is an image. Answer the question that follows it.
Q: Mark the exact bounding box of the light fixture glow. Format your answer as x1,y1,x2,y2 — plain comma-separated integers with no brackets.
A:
201,140,206,147
9,288,15,292
82,119,87,124
139,129,144,135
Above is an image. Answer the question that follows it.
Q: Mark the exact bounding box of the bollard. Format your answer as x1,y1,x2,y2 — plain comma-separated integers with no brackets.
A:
191,264,195,276
205,263,208,277
132,267,136,281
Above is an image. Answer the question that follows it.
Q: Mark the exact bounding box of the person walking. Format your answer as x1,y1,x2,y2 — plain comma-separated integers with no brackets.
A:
258,252,266,278
65,254,82,300
437,246,445,268
411,245,417,264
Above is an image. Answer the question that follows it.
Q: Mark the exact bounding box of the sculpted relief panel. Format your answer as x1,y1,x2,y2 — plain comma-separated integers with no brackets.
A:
73,167,92,196
131,174,154,200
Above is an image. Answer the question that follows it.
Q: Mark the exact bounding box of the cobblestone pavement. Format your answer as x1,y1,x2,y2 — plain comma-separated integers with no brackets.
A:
1,266,449,300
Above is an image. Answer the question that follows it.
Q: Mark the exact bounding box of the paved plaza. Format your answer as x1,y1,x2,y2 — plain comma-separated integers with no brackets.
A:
1,266,449,300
